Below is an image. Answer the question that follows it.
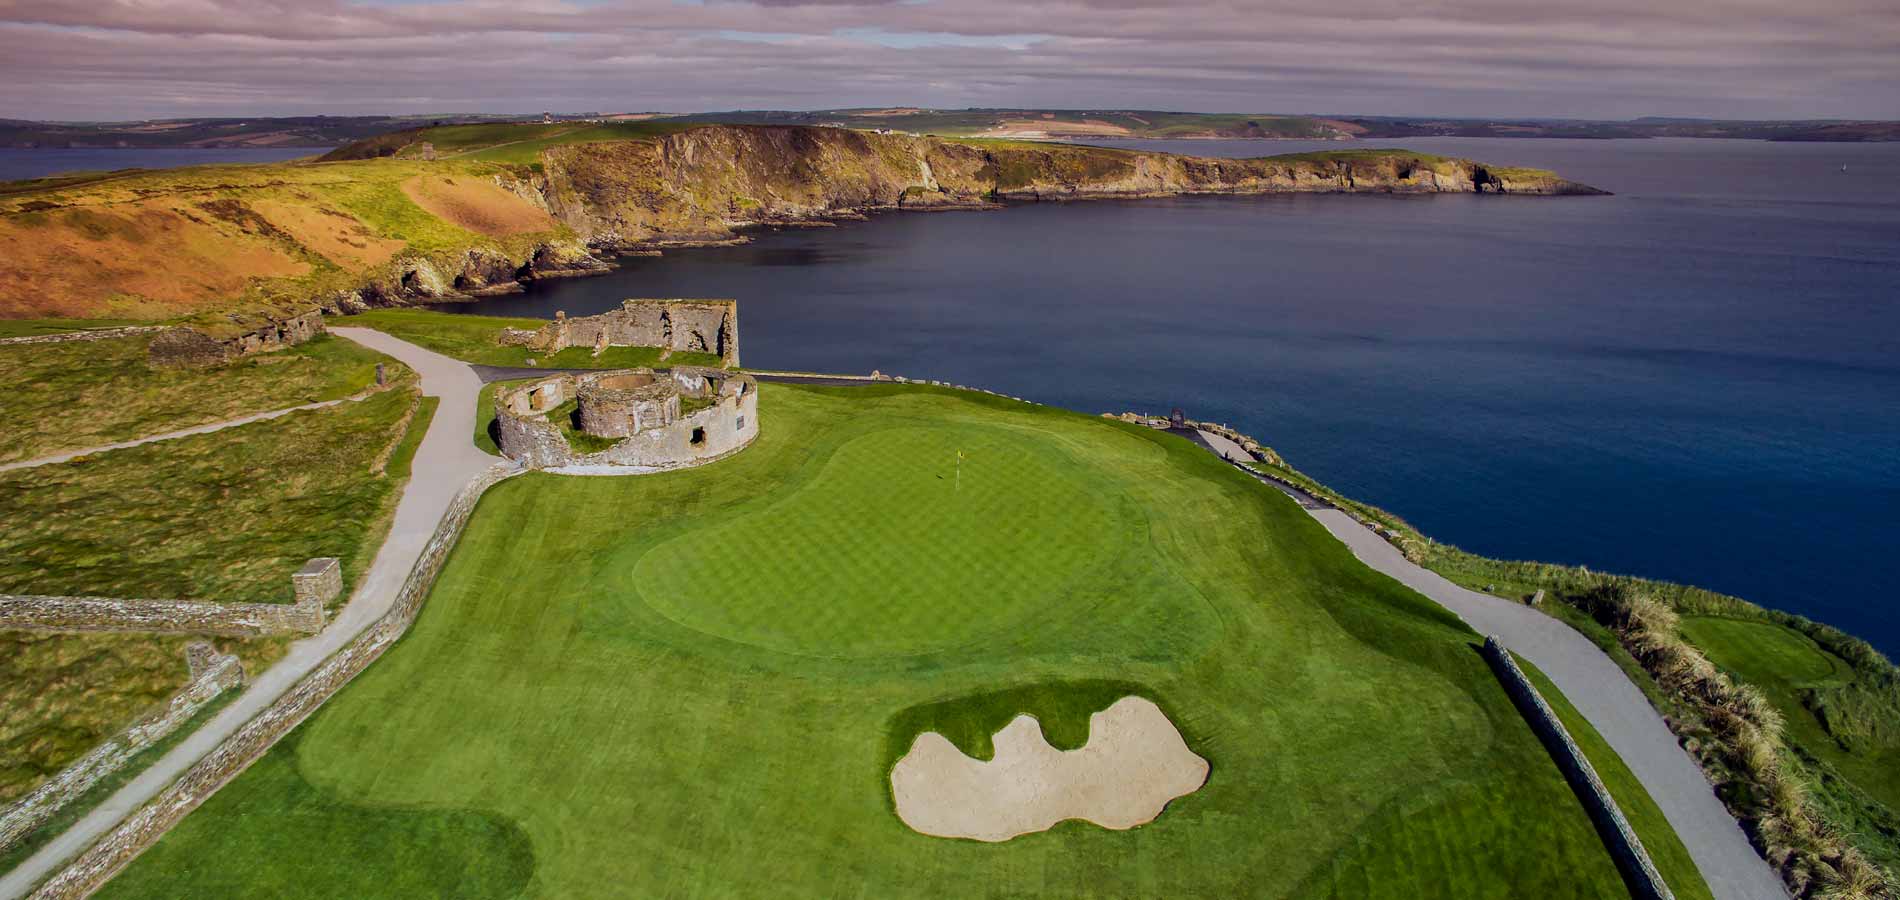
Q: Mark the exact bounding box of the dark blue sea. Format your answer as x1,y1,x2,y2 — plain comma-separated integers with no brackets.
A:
0,147,325,181
444,137,1900,656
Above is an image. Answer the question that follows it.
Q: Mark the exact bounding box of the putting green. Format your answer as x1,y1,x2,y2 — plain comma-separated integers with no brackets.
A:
102,384,1706,900
634,423,1141,656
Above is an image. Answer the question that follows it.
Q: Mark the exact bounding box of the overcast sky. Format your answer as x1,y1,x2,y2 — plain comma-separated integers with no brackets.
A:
1,0,1896,122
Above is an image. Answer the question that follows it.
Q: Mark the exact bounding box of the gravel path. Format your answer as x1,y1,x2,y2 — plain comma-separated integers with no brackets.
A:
1224,461,1787,900
0,329,495,899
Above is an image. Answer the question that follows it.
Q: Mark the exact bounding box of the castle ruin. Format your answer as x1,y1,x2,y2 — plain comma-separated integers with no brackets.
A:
498,299,739,367
495,366,758,470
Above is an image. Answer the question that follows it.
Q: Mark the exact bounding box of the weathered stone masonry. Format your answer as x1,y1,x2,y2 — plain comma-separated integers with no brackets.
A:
498,299,739,367
0,559,340,638
1482,636,1675,900
0,645,242,855
29,465,521,899
495,367,759,471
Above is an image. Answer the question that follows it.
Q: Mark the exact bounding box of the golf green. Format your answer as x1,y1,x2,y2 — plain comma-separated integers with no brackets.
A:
103,383,1676,899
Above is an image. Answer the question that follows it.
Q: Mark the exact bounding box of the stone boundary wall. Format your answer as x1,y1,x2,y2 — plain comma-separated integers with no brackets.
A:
0,327,168,348
28,464,522,899
1481,636,1676,900
0,588,328,640
0,645,242,855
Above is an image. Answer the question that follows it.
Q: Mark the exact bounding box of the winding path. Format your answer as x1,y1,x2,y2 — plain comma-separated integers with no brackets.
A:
1212,444,1787,900
0,329,492,899
0,393,377,475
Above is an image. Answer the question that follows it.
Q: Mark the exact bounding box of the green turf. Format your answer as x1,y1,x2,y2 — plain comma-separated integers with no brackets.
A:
1679,617,1900,813
106,384,1644,898
348,308,725,369
1519,659,1716,900
0,318,147,339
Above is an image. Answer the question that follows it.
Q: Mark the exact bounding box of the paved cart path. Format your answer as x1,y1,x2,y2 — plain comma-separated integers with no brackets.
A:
0,329,493,899
1223,461,1786,900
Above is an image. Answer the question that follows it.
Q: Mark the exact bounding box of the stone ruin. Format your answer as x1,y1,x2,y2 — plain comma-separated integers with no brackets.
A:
498,299,739,367
495,366,759,471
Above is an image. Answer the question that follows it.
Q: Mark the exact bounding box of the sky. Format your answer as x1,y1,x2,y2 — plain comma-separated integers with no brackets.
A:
1,0,1896,122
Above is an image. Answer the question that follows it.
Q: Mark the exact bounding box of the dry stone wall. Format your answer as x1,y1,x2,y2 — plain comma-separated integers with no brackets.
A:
0,559,340,638
0,327,168,348
0,645,241,855
28,465,521,899
1482,636,1676,900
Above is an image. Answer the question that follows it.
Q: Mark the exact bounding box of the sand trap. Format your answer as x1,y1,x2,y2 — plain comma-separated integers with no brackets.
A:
890,696,1208,842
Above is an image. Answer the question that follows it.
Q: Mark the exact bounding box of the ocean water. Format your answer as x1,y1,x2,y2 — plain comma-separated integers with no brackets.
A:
0,147,325,181
443,137,1900,656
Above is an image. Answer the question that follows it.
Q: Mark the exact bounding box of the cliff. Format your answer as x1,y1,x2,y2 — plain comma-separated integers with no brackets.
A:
0,125,1603,349
529,126,1603,246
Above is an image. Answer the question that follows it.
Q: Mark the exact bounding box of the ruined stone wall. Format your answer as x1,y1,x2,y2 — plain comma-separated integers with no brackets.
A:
0,645,242,855
29,465,523,900
0,327,168,348
494,299,740,367
495,369,758,472
146,311,325,369
0,559,341,638
1481,637,1676,900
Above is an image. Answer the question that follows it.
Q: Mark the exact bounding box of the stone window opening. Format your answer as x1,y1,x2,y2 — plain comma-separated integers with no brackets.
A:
690,427,706,445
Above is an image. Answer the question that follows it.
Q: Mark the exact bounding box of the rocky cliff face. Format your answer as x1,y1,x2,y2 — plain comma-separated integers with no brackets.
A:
519,126,1603,248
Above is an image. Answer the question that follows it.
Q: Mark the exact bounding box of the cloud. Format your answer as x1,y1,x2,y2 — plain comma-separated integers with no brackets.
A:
0,0,1894,120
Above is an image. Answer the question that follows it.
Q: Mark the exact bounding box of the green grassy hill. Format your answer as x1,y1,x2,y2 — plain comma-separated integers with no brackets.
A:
101,383,1700,899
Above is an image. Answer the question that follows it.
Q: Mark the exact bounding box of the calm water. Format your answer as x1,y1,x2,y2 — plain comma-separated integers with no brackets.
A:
446,138,1900,656
0,147,325,181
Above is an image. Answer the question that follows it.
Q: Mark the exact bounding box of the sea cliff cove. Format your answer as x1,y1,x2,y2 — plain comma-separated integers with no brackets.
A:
3,8,1899,899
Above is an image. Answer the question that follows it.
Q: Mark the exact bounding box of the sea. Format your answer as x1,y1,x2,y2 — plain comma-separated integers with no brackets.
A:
447,136,1900,656
0,147,326,181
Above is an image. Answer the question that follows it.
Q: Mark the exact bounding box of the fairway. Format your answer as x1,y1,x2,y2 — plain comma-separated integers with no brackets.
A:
105,384,1653,899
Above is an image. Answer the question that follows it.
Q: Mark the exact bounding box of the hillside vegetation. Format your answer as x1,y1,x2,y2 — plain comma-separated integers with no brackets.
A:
0,125,1600,337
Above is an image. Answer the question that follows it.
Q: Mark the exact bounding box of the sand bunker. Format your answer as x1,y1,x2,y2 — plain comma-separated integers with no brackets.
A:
890,696,1208,842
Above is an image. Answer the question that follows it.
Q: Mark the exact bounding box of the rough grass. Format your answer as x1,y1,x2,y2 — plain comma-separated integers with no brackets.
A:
0,387,425,604
0,158,560,326
0,633,284,805
109,384,1643,899
1681,617,1900,812
0,332,398,464
347,308,725,369
0,319,146,339
397,175,553,237
1519,658,1717,900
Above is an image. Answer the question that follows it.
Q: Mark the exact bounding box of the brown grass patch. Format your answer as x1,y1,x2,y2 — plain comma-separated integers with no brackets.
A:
399,175,554,237
253,198,405,270
0,199,308,319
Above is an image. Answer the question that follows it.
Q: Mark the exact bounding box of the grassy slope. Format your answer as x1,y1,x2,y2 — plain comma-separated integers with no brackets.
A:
110,384,1634,899
0,387,422,604
1519,659,1716,900
0,156,562,328
1680,617,1900,812
1243,452,1900,873
347,308,724,370
0,333,395,464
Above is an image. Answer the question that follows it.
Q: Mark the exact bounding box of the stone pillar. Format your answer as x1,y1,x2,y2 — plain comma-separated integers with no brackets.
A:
290,558,342,631
184,641,222,678
375,363,387,387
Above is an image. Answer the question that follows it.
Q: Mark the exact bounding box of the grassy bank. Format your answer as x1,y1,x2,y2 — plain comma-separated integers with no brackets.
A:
1238,450,1899,896
0,633,283,807
0,387,429,604
0,333,398,464
346,308,724,370
110,383,1649,898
